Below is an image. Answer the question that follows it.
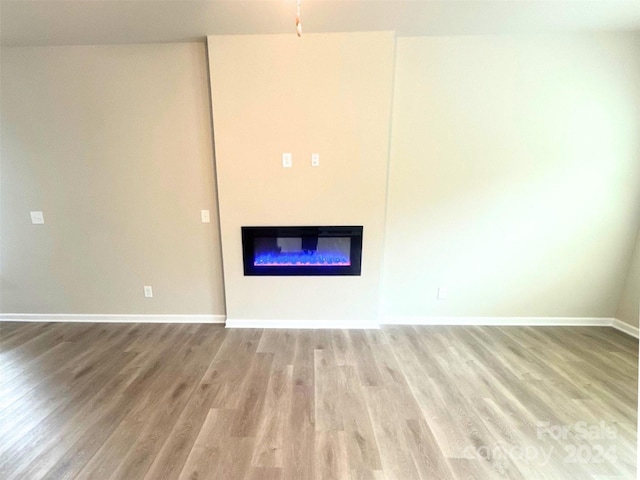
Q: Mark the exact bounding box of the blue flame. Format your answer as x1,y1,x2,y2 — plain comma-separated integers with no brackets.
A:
254,251,350,266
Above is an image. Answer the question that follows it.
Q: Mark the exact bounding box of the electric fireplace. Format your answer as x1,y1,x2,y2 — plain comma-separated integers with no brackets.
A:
242,226,363,276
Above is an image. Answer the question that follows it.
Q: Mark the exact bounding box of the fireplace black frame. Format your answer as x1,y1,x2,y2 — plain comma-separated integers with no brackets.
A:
241,226,363,276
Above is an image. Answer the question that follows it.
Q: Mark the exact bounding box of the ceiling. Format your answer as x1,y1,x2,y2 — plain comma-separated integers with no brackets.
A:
2,0,640,47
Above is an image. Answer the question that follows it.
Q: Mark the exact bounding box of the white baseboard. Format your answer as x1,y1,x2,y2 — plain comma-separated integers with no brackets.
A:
612,319,639,339
381,316,615,327
225,319,379,330
0,313,226,324
381,316,637,339
1,314,636,338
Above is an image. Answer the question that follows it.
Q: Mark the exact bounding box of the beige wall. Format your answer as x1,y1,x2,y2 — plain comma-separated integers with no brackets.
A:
0,43,225,315
617,231,640,327
207,33,395,323
2,33,638,324
381,33,640,319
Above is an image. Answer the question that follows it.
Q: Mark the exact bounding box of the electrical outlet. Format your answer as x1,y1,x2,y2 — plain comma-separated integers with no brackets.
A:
30,211,45,224
311,153,320,167
201,210,210,223
144,286,153,298
437,287,448,300
282,153,292,168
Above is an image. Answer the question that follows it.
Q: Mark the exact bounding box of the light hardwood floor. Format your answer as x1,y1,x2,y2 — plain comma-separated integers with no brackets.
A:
0,322,637,479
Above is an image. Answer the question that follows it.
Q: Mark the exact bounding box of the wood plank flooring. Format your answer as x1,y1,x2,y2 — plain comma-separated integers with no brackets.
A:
0,322,637,479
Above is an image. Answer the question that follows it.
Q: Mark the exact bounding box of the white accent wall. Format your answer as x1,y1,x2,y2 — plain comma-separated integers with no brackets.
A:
381,33,640,320
207,32,395,324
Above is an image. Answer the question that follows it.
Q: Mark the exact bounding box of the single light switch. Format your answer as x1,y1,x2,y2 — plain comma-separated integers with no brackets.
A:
282,153,292,168
311,153,320,167
437,287,448,300
201,210,210,223
30,211,45,224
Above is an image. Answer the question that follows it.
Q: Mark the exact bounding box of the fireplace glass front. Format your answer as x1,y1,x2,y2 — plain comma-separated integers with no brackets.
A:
242,226,363,276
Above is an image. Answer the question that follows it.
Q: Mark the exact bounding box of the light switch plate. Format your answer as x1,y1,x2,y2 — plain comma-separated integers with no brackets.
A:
282,153,292,168
30,211,45,224
201,210,210,223
144,286,153,298
311,153,320,167
437,287,448,300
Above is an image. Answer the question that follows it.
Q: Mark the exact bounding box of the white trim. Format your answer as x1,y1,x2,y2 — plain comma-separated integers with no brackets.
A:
381,316,638,338
0,314,226,324
380,316,615,327
612,318,639,339
225,319,379,330
1,314,636,337
380,317,613,327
